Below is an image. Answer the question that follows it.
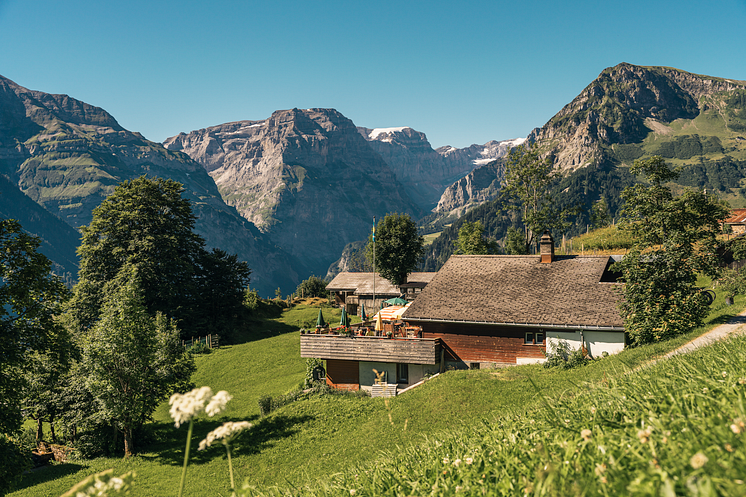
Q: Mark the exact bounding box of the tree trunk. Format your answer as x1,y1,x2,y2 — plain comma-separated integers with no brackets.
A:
123,429,134,457
36,418,44,442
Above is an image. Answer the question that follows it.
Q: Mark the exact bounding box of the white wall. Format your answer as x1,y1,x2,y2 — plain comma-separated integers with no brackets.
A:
546,330,625,358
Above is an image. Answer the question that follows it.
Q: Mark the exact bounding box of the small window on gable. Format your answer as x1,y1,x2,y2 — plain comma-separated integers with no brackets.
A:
525,332,534,344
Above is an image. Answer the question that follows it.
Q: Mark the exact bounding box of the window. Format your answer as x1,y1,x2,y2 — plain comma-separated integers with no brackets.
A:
470,362,480,370
397,363,409,383
525,331,545,345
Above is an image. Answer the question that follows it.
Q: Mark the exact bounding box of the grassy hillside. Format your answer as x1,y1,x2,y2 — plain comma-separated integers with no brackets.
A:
10,297,746,496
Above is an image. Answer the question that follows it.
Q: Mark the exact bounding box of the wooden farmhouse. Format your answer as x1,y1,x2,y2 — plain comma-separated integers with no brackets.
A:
326,271,436,317
301,233,625,395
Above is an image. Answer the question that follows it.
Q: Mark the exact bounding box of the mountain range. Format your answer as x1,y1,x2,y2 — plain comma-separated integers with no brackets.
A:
3,62,746,293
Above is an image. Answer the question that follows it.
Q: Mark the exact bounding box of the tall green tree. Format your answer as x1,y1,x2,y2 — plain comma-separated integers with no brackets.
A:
365,214,424,286
80,264,195,456
71,177,204,332
0,219,69,435
0,219,68,494
69,176,250,339
614,156,729,345
500,144,575,254
453,221,497,255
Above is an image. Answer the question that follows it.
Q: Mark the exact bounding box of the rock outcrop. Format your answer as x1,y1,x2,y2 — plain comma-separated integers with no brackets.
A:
529,63,746,172
165,109,422,277
0,75,298,296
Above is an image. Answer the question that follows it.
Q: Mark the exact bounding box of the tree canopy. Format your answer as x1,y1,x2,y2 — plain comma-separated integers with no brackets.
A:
614,156,730,345
69,176,250,340
500,144,575,254
296,275,329,299
453,221,497,255
0,219,69,435
79,264,195,456
365,214,424,286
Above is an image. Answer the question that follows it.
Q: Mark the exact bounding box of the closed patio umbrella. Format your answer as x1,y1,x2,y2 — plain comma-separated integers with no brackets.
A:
339,307,349,327
361,304,367,321
374,312,383,332
316,308,326,329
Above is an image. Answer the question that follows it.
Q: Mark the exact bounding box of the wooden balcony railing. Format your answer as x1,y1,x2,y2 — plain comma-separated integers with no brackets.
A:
300,334,440,364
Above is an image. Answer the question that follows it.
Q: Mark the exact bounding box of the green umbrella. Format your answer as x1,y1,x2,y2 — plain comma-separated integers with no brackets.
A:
361,304,367,321
384,297,408,306
316,308,326,328
339,307,349,327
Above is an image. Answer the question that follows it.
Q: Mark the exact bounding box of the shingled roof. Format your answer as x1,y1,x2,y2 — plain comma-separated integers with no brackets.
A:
326,272,437,296
402,255,623,330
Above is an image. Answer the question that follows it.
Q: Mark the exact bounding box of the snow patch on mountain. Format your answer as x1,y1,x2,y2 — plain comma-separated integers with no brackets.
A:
368,127,410,140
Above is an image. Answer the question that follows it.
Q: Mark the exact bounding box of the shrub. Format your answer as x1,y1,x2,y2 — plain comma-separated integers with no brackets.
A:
0,434,31,494
188,342,212,355
544,340,589,369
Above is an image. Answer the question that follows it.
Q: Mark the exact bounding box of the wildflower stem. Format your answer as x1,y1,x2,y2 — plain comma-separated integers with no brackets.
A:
178,419,194,497
226,443,235,493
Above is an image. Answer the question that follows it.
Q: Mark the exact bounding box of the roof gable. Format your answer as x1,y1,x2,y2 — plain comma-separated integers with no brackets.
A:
403,255,623,329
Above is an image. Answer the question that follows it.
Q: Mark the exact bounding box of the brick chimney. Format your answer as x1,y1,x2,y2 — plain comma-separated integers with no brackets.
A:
540,231,554,264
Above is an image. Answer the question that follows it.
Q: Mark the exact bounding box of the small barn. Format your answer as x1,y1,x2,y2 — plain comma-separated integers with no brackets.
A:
326,271,437,316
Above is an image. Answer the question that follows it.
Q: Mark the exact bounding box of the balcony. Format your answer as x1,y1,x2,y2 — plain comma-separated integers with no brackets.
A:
300,334,441,365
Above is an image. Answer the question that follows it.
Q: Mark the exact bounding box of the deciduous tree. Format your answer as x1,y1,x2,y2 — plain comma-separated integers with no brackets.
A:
365,214,424,286
80,264,194,456
453,221,497,255
614,156,729,345
500,144,575,254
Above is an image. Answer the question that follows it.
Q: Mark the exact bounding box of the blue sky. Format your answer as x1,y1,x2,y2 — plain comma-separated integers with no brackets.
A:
2,0,746,149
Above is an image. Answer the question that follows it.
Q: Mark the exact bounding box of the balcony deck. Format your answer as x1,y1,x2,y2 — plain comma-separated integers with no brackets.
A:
300,333,441,365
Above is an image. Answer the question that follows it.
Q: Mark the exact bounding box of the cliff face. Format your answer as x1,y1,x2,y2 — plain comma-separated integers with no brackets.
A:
0,75,298,296
529,63,746,172
165,109,422,277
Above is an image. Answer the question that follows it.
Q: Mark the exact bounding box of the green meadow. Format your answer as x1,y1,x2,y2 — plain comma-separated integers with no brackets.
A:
10,295,746,496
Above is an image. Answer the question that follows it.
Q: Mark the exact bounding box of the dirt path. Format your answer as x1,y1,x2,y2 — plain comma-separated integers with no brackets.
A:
662,308,746,360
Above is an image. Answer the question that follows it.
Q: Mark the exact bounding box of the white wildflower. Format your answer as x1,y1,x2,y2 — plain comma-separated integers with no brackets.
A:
169,386,213,428
198,421,253,451
443,457,449,464
465,457,473,465
581,429,592,441
690,452,708,469
205,390,232,417
453,458,461,467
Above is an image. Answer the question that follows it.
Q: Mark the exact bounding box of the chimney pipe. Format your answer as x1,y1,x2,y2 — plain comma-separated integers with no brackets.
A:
540,231,554,264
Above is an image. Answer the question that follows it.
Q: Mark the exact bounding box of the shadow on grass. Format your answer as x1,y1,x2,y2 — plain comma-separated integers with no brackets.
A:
13,462,88,492
706,311,746,326
144,413,314,466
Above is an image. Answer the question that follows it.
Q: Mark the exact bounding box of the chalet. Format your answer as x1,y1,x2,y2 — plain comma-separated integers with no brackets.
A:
301,233,624,394
402,232,625,368
326,271,437,317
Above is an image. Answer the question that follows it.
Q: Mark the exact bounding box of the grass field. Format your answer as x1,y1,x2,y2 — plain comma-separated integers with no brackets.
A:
10,295,746,496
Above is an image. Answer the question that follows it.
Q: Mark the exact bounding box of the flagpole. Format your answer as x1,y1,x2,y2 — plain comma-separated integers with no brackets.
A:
372,216,376,313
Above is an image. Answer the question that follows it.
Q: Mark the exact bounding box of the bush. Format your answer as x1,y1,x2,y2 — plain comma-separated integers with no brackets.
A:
544,340,589,369
304,358,325,388
188,342,212,355
0,434,31,495
295,276,329,299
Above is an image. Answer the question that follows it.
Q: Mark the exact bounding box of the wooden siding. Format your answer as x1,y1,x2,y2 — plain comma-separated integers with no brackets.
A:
417,322,546,364
326,359,359,390
300,335,440,365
